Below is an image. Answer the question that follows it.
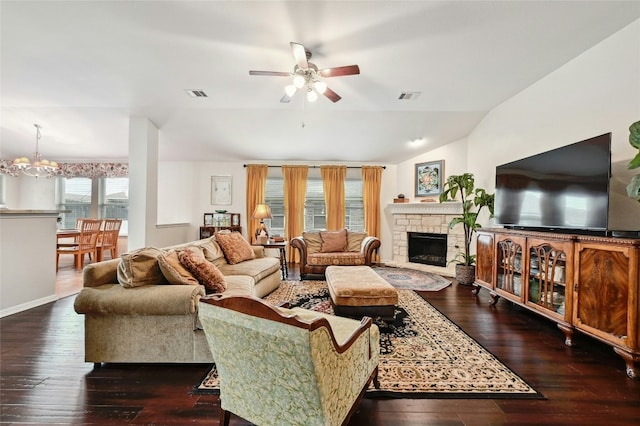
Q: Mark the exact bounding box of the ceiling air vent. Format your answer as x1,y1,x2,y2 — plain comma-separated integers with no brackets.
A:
185,89,208,98
398,92,421,100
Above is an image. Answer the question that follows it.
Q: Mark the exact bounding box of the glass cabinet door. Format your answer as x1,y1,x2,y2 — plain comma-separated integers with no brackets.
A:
213,213,231,226
527,242,568,317
496,238,524,298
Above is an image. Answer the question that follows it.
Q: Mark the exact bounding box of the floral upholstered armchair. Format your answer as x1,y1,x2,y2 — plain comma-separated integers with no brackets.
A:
199,295,380,426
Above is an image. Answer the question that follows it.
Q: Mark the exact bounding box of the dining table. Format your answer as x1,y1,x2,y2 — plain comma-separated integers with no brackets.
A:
56,228,80,239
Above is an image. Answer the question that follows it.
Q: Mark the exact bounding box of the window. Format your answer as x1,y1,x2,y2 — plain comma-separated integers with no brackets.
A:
264,171,364,233
264,178,284,236
56,177,129,235
345,179,364,231
0,174,7,208
100,178,129,235
304,179,326,231
56,177,92,228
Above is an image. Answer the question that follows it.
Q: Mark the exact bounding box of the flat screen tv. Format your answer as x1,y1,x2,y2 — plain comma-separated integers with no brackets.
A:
494,133,611,233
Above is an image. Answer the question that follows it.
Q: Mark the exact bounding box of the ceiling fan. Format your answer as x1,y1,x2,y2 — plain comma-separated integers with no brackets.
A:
249,42,360,103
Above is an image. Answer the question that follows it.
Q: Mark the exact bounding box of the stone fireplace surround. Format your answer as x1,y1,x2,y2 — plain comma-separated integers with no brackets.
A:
386,202,464,277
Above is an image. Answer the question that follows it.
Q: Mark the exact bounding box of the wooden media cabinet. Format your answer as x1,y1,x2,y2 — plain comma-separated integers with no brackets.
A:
474,228,640,379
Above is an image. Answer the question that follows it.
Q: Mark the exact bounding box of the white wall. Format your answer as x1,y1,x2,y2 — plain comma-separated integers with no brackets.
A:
2,174,56,210
158,161,193,225
395,18,640,237
0,212,58,317
395,138,470,202
468,18,640,231
155,160,398,262
190,162,247,241
128,117,160,250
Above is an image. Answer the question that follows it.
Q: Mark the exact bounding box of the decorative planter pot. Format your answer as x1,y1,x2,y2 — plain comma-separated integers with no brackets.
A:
455,264,476,285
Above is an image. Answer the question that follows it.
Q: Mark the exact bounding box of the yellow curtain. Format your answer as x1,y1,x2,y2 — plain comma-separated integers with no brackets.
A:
283,165,308,263
320,165,347,230
245,164,268,242
362,166,383,238
362,166,383,262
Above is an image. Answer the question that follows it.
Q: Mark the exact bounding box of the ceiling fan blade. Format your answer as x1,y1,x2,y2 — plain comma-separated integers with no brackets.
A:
249,71,291,77
290,42,309,70
323,87,342,103
280,93,293,103
318,65,360,78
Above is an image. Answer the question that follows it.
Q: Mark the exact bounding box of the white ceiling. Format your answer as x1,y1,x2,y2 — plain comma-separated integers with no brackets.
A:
2,1,639,164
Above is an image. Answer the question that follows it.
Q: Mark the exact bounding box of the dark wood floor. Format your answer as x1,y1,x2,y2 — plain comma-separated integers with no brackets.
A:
2,263,639,425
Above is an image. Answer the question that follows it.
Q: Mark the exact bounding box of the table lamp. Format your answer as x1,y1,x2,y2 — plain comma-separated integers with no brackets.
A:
252,204,272,243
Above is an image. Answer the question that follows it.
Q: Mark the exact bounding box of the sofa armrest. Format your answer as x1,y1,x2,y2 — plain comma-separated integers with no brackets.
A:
290,236,308,263
74,283,205,315
361,236,381,265
83,258,120,288
251,245,265,258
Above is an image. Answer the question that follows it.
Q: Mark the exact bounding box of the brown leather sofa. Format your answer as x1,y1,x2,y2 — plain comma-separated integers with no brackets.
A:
290,230,381,279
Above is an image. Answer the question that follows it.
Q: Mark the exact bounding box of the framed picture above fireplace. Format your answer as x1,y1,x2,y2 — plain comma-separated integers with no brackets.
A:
415,160,443,197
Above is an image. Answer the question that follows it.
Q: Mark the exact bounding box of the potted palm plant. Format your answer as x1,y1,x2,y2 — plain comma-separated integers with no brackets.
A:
439,173,494,285
627,120,640,203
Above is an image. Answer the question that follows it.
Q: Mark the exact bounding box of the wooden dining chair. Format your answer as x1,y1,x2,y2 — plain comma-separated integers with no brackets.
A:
56,219,103,271
56,217,89,249
96,219,122,262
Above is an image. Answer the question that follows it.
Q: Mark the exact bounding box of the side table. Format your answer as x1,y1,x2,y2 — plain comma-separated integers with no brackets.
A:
255,241,288,279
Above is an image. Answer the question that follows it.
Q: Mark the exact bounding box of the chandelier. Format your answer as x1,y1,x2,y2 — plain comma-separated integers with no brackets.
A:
13,124,59,178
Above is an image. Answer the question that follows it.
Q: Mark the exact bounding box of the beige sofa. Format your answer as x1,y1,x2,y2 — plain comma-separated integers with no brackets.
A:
290,229,381,279
73,236,281,365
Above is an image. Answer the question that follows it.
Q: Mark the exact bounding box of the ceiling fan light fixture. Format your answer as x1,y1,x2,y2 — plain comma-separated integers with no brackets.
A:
306,89,318,102
249,42,359,103
293,74,306,89
284,85,297,97
313,80,327,94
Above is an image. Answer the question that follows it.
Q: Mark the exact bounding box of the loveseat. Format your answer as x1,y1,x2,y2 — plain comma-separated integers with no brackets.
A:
290,229,381,279
73,233,281,364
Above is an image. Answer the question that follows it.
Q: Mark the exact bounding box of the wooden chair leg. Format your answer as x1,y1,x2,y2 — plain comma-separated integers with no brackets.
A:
56,253,59,272
220,408,230,426
373,366,380,389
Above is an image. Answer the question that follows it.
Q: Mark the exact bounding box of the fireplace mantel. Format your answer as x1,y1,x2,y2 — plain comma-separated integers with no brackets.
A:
386,202,462,215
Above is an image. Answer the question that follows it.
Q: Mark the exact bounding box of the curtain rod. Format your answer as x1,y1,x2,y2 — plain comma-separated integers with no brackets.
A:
243,164,386,169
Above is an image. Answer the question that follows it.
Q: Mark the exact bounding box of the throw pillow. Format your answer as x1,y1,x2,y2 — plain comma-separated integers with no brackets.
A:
157,248,199,285
302,231,322,254
178,247,227,294
117,247,169,288
347,231,368,252
320,229,348,253
215,231,256,265
198,237,225,263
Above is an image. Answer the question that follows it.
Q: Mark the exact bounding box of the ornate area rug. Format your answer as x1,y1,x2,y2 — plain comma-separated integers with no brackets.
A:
195,281,543,399
372,265,451,291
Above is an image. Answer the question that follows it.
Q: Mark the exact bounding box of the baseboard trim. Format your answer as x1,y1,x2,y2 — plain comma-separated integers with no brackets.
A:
1,294,58,318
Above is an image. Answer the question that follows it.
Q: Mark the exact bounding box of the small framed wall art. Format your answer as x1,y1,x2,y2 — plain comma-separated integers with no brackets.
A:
415,160,444,197
211,175,232,205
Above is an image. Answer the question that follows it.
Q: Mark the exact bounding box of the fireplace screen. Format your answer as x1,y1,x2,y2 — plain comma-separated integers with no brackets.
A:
408,232,447,267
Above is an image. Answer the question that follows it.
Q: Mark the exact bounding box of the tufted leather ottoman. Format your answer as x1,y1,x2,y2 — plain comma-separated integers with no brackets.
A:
325,265,398,320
